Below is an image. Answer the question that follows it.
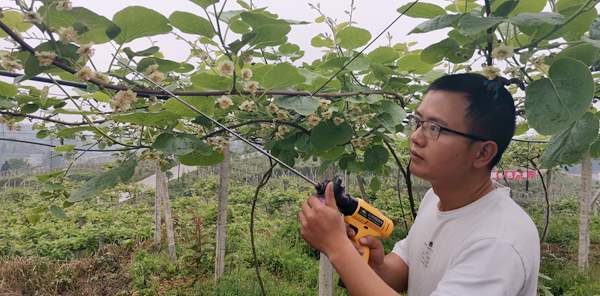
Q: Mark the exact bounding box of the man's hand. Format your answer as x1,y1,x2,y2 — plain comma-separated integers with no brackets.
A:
298,181,349,256
347,227,386,271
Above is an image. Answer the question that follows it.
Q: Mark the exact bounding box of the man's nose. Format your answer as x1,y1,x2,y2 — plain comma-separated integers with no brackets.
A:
410,125,426,147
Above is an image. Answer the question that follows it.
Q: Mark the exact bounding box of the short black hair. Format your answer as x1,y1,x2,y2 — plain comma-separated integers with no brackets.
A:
426,73,516,168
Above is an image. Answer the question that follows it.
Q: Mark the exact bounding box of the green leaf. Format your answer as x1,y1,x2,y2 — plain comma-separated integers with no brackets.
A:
70,158,137,202
337,27,371,49
191,72,232,90
24,42,79,78
590,137,600,158
53,144,76,152
397,2,446,19
396,54,434,74
311,33,334,48
508,0,547,16
152,133,206,155
367,47,400,64
56,126,98,138
589,16,600,39
541,112,599,167
310,120,353,151
274,96,319,116
177,149,224,166
369,176,381,193
163,97,215,118
113,6,172,44
262,62,305,89
410,14,461,34
49,205,67,219
191,0,219,8
169,11,215,37
554,44,600,65
374,101,406,133
240,11,291,48
0,11,33,37
421,38,460,64
137,57,181,73
0,98,14,109
510,12,565,27
364,145,389,171
38,6,116,43
457,14,505,36
0,81,17,98
123,46,160,59
555,0,598,41
525,58,594,135
111,111,180,127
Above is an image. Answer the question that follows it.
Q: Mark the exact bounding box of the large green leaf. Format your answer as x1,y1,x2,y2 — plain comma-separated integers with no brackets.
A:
410,14,461,34
39,6,116,44
508,0,547,16
457,14,505,36
0,81,17,98
69,158,137,202
274,96,319,116
137,57,181,73
553,44,600,66
240,11,291,48
113,6,172,44
541,112,599,167
191,0,219,8
525,58,594,135
509,12,565,27
364,145,389,170
111,111,180,127
262,62,305,89
152,133,206,155
367,47,400,64
421,38,460,64
0,11,33,37
337,27,371,49
191,72,233,90
24,42,79,78
169,11,215,38
163,97,214,118
397,2,446,19
177,149,224,166
555,0,598,41
396,54,434,74
310,120,353,151
374,101,406,132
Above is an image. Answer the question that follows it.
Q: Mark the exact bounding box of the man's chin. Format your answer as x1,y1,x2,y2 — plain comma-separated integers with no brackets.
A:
409,162,430,181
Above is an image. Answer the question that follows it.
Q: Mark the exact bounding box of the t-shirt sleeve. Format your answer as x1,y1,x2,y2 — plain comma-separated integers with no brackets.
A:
430,238,526,296
392,237,409,264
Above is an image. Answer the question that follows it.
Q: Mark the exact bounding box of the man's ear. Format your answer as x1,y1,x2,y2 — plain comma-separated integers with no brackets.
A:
473,141,498,169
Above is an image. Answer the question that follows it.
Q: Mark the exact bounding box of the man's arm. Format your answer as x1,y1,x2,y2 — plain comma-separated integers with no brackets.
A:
375,253,409,292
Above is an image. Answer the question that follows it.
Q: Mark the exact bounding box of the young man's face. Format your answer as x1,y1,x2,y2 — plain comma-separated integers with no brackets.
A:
409,90,478,183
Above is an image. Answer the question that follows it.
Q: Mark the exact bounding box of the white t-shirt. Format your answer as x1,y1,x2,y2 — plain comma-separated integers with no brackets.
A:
392,184,540,296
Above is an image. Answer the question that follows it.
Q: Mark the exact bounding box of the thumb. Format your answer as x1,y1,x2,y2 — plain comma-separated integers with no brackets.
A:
324,181,338,209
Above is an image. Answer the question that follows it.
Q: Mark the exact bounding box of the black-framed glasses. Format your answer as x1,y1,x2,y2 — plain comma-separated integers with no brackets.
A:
406,114,489,142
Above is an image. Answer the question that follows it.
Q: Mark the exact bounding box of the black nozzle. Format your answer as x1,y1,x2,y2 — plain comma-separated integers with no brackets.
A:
315,176,358,216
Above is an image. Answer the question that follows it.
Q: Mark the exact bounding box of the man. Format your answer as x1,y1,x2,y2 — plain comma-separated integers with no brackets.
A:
298,73,540,295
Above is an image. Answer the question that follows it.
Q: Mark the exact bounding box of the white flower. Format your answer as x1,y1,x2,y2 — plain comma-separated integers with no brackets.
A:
208,136,229,153
239,100,256,112
319,99,331,110
58,26,77,43
148,70,165,84
35,51,57,67
145,64,159,75
241,68,253,81
56,1,73,11
351,136,372,150
0,54,23,72
356,113,376,125
267,103,279,114
24,11,42,24
276,110,289,120
76,42,95,59
95,72,110,84
349,106,361,116
275,125,289,140
333,116,345,126
322,109,333,120
218,60,234,76
243,54,253,64
113,89,137,112
244,80,259,94
217,95,233,109
306,114,321,127
76,66,94,81
492,45,513,61
481,66,500,80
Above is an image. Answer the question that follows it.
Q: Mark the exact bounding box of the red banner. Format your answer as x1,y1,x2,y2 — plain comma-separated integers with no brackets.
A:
491,170,537,181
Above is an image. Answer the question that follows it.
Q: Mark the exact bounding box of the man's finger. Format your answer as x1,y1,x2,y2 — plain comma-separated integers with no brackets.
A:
324,181,337,209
